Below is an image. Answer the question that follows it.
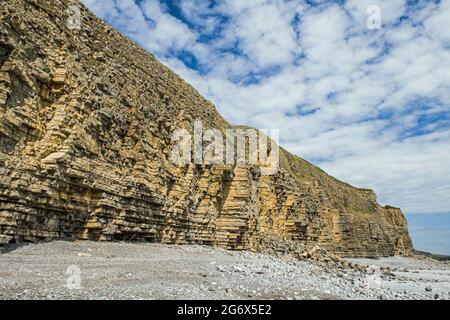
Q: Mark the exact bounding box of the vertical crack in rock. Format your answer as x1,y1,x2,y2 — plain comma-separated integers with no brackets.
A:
0,42,14,69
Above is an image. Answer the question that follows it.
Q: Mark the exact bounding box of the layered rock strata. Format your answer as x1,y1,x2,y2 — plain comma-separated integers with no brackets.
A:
0,0,413,257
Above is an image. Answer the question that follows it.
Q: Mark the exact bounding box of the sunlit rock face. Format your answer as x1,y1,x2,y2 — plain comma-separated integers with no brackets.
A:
0,0,412,257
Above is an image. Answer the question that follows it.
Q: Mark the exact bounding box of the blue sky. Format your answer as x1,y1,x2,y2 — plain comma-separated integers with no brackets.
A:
82,0,450,254
406,213,450,255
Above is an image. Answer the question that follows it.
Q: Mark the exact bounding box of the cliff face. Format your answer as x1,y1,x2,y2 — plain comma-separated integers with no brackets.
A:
0,0,413,257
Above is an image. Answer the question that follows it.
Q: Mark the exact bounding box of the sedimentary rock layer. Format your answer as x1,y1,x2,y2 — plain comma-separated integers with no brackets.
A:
0,0,413,257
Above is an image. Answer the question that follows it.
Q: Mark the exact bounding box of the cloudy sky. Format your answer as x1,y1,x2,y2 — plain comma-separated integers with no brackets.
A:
82,0,450,220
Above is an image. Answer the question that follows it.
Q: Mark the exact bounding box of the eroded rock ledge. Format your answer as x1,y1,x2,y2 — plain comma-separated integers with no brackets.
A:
0,0,413,257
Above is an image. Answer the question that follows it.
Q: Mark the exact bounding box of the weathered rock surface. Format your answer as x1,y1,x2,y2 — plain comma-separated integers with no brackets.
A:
0,0,412,257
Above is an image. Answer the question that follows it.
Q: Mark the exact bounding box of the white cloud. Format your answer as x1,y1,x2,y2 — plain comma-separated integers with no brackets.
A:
424,0,450,45
219,0,300,68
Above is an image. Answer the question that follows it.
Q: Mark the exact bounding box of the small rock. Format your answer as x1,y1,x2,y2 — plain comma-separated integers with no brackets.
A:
233,266,244,273
216,265,226,272
77,252,92,257
434,294,439,300
425,286,432,292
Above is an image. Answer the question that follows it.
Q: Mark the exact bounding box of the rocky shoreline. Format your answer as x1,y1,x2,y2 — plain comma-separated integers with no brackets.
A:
0,241,448,300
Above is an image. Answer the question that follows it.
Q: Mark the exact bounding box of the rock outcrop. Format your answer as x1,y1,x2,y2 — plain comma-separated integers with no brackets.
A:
0,0,413,257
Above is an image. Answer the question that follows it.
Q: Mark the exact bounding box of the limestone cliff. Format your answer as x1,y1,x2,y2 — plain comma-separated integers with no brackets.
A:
0,0,413,257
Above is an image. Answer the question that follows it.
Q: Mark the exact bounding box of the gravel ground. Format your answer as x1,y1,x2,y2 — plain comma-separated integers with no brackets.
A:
0,241,449,300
